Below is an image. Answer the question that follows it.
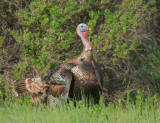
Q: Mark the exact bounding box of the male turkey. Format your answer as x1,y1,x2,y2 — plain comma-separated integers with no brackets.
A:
13,23,102,106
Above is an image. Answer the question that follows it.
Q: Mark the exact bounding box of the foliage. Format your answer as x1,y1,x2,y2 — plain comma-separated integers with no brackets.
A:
0,0,159,102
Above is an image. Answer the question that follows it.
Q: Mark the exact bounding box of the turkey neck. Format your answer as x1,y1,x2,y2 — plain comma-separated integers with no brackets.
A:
78,31,93,62
80,31,92,51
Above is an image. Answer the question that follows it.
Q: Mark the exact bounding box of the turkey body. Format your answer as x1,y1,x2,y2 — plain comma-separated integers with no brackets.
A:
13,23,102,105
47,49,102,104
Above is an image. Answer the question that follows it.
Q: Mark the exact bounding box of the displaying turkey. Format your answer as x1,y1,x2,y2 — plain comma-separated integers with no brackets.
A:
13,23,102,106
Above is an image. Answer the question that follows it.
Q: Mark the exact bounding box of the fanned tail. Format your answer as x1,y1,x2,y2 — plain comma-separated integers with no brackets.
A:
14,79,30,96
13,77,49,102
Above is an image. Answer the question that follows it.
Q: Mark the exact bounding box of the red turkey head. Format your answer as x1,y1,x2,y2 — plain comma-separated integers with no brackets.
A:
76,23,91,51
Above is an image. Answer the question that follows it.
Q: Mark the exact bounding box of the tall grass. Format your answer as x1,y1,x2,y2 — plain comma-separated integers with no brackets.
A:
0,92,160,123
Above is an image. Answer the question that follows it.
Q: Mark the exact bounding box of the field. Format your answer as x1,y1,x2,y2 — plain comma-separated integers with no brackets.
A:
0,93,160,123
0,0,160,122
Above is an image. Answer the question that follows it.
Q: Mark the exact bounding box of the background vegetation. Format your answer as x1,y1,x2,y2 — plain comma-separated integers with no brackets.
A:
0,0,160,105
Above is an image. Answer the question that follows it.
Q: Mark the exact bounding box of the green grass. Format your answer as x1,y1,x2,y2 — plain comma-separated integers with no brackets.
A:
0,94,160,123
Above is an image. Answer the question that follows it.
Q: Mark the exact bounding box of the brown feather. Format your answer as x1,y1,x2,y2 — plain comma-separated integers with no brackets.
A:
48,85,65,97
13,77,49,97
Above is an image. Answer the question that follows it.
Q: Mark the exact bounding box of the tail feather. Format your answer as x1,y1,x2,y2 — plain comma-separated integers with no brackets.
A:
13,77,49,97
14,79,31,96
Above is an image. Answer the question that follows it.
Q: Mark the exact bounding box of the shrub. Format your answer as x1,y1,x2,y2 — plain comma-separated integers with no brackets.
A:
0,0,159,103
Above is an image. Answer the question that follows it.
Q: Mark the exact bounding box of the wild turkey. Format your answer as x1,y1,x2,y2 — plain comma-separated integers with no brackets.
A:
13,23,102,106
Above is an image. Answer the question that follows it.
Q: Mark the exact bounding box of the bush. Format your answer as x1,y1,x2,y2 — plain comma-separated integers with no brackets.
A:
0,0,159,103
